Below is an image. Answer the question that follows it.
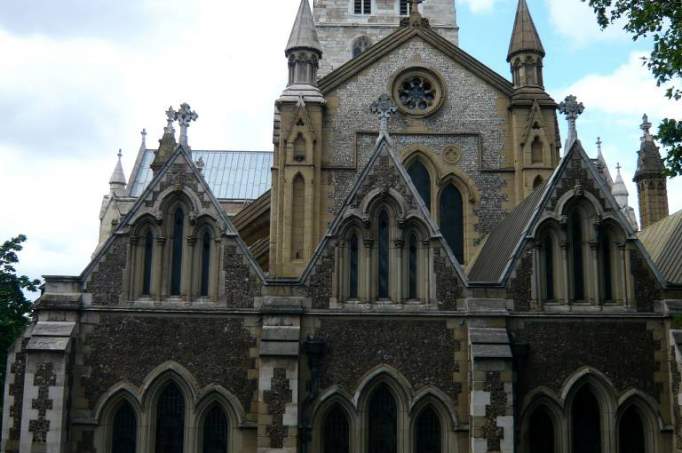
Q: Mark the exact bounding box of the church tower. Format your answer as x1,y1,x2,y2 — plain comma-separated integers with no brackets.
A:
270,0,326,277
634,114,669,228
313,0,459,75
507,0,560,200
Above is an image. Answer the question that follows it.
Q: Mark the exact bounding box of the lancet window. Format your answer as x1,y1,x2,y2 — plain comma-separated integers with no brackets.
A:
155,383,185,453
368,385,397,453
378,210,390,299
112,401,137,453
202,404,228,453
415,406,441,453
407,159,431,211
323,405,350,453
439,185,464,264
170,208,185,296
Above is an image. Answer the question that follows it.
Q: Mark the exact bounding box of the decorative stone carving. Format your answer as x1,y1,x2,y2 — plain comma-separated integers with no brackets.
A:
370,94,397,134
442,144,462,165
29,362,56,443
264,368,292,449
391,67,444,117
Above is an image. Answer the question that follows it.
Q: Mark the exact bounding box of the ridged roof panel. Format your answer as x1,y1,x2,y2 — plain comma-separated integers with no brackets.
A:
638,210,682,285
128,149,272,201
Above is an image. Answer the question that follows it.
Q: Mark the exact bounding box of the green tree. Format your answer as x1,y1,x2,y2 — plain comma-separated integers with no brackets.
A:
0,235,40,426
583,0,682,176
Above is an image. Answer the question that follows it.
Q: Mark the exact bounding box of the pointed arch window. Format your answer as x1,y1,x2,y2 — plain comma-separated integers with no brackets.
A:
619,406,646,453
415,406,441,453
156,383,185,453
533,175,544,189
368,385,397,453
408,233,418,300
349,233,359,299
439,185,464,263
171,208,185,296
378,210,390,299
529,406,554,453
112,401,137,453
142,230,154,296
200,230,212,297
572,386,601,453
407,160,431,211
599,226,613,302
202,404,228,453
544,234,555,301
569,211,585,301
323,405,350,453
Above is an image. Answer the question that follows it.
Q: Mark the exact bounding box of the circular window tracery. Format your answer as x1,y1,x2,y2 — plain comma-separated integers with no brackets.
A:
391,67,444,117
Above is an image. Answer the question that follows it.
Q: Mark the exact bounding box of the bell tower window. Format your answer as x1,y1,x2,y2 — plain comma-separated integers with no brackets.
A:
354,0,371,15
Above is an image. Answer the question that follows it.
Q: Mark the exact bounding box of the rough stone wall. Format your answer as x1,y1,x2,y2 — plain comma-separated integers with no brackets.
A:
434,246,463,309
322,38,509,239
671,345,682,450
224,240,263,308
306,244,335,309
314,0,458,76
507,249,532,312
548,151,606,211
317,319,462,400
630,248,662,312
510,320,661,404
86,236,128,306
79,315,257,412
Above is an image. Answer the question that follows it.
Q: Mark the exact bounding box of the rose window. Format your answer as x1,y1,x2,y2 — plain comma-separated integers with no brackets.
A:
391,67,444,117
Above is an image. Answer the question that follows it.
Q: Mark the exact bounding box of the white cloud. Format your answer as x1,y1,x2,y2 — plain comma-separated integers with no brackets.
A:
545,0,628,45
458,0,499,14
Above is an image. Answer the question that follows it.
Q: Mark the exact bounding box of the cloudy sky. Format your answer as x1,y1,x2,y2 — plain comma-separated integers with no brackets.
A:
1,0,680,287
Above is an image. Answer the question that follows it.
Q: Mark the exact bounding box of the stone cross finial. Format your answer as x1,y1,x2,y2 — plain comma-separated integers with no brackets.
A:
616,162,622,173
409,0,424,14
371,94,397,135
596,137,602,153
559,95,584,148
641,113,652,141
165,106,177,134
174,103,198,148
117,148,122,160
140,128,147,148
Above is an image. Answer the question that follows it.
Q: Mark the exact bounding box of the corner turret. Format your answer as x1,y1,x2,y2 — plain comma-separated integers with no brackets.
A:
634,114,669,228
109,149,127,197
507,0,545,91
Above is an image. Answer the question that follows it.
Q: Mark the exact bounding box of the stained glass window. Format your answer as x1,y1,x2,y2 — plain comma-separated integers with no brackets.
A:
171,208,184,296
408,233,418,300
156,383,185,453
407,160,431,211
570,212,584,301
203,404,228,453
529,406,554,453
323,405,349,453
619,406,645,453
143,230,153,296
350,234,359,299
572,387,601,453
378,211,390,299
439,185,464,263
200,230,211,297
112,401,137,453
368,385,397,453
415,406,441,453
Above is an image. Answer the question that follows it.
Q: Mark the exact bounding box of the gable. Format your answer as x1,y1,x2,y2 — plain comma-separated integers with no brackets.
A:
303,135,466,307
82,145,265,305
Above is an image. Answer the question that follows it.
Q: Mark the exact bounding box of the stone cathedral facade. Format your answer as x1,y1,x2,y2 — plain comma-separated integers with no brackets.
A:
3,0,682,452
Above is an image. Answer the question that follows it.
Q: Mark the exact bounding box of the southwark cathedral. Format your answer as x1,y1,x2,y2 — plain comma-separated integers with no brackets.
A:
4,0,682,452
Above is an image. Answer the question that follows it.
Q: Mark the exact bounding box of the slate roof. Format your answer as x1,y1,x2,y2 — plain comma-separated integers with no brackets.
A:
507,0,545,60
468,183,546,283
286,0,322,54
638,210,682,285
128,149,272,201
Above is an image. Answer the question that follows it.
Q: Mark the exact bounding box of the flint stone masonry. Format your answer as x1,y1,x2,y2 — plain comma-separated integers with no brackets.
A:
86,235,128,306
317,319,461,398
509,319,660,404
80,315,257,411
322,39,508,235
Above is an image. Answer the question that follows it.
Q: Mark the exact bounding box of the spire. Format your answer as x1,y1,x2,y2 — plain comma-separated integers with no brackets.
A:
109,149,127,196
635,113,666,179
281,0,324,103
612,163,629,206
559,95,584,151
285,0,322,55
507,0,545,61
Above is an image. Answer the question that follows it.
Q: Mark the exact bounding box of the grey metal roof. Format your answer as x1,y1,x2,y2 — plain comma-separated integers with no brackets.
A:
128,149,272,200
469,183,546,283
638,210,682,285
